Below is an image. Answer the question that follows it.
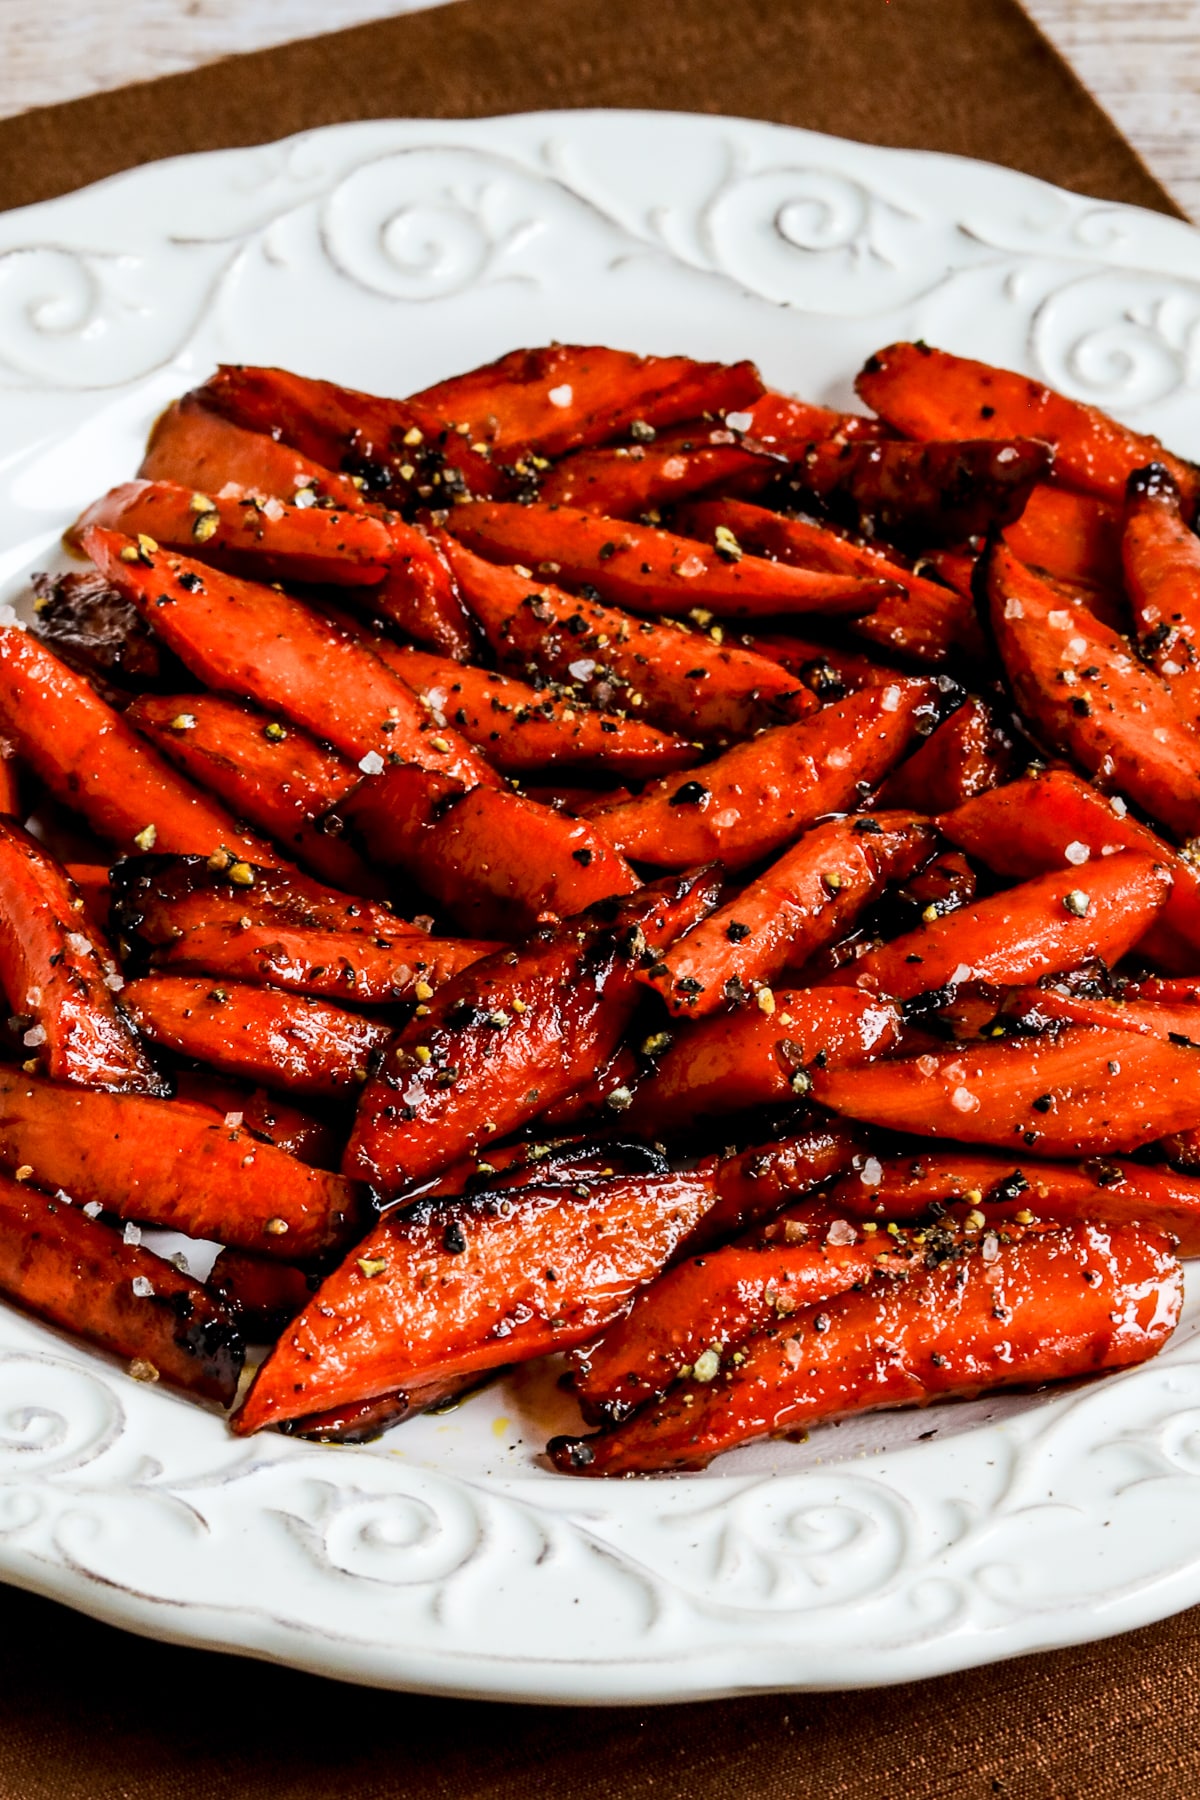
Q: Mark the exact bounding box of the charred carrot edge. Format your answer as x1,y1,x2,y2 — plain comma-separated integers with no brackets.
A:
206,1248,316,1341
688,1124,865,1249
280,1378,474,1442
373,519,479,660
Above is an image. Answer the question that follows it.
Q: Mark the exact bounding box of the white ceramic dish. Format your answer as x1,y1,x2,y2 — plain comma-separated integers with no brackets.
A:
4,110,1200,1704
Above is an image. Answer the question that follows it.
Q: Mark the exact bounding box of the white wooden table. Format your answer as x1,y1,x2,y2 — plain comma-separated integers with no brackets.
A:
3,0,1199,220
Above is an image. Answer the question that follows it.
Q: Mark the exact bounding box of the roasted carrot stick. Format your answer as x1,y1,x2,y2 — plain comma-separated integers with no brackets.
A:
233,1163,720,1433
856,341,1200,508
985,540,1200,840
1003,984,1200,1047
0,626,278,861
409,343,762,458
690,1123,864,1247
441,502,895,619
337,761,640,937
735,391,887,453
643,812,936,1016
785,436,1051,546
140,395,365,509
82,528,495,786
126,692,379,894
70,480,393,586
0,1173,243,1404
0,1071,360,1258
535,1043,644,1128
536,426,771,515
876,700,1013,812
745,631,894,693
0,821,164,1094
343,870,720,1196
1004,483,1123,592
839,851,1169,1004
587,681,933,869
170,1072,340,1169
206,1248,315,1340
676,496,984,664
1122,464,1200,724
627,987,900,1133
436,532,811,739
122,976,392,1097
30,567,172,701
280,1379,472,1442
550,1222,1181,1472
812,1025,1200,1156
371,519,479,660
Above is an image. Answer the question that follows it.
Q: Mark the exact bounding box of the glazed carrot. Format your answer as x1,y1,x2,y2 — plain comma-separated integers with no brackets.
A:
535,1043,644,1128
126,692,379,894
626,987,900,1133
410,343,763,457
690,1123,864,1247
1003,985,1200,1048
31,568,174,702
111,853,401,943
0,1174,243,1404
70,480,393,586
280,1379,472,1442
437,532,811,739
644,812,936,1016
170,1072,340,1169
1122,464,1200,724
587,681,933,869
343,870,720,1196
550,1223,1181,1473
785,436,1051,546
0,821,165,1094
82,527,495,786
812,1026,1200,1156
0,627,279,861
441,502,895,619
122,976,392,1098
856,341,1200,508
736,391,887,453
371,519,479,660
536,426,771,515
233,1163,720,1433
1004,483,1123,591
839,851,1170,1004
338,762,640,937
0,1070,360,1258
940,769,1200,970
745,631,893,693
676,497,984,663
876,700,1013,812
140,395,365,509
206,1249,315,1340
985,541,1200,840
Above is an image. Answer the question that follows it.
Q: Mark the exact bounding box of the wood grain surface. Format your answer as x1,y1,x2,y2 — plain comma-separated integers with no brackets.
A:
3,1,1199,219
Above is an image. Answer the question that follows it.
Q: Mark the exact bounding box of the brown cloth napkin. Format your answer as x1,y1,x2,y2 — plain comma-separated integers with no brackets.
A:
1,2,1197,1796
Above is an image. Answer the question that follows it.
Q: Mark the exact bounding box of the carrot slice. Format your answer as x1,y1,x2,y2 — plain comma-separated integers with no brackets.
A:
436,532,810,739
1122,463,1200,724
0,1173,243,1404
441,502,895,619
337,761,640,937
676,497,984,663
839,851,1169,1004
625,987,901,1132
126,692,378,895
784,437,1051,546
985,540,1200,840
0,1070,360,1258
812,1025,1200,1156
856,341,1200,508
687,1123,864,1248
70,480,393,586
536,426,770,515
140,395,365,509
550,1222,1180,1472
1004,483,1122,591
409,344,762,457
876,700,1013,811
0,625,277,861
644,812,936,1016
207,1248,315,1340
343,869,720,1196
122,976,392,1098
82,527,495,786
587,681,933,869
233,1163,719,1433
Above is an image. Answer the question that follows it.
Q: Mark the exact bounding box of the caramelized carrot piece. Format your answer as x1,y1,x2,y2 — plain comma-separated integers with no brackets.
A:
744,632,893,693
587,681,933,869
410,344,762,457
442,502,895,619
0,1173,243,1404
70,480,393,586
856,341,1200,508
536,426,770,515
550,1223,1181,1472
812,1025,1200,1156
207,1248,315,1340
170,1072,340,1169
371,519,479,660
626,988,900,1133
140,395,365,509
337,762,640,937
126,692,378,894
343,870,720,1197
437,533,811,739
65,865,112,930
785,437,1052,546
839,851,1169,1003
691,1123,864,1247
83,528,495,786
281,1378,472,1442
1003,984,1200,1047
535,1043,643,1129
644,812,936,1016
122,976,392,1097
233,1163,719,1433
0,1070,360,1258
0,821,164,1094
1004,483,1122,591
985,541,1200,840
677,497,984,663
876,700,1013,811
737,391,887,453
1122,464,1200,724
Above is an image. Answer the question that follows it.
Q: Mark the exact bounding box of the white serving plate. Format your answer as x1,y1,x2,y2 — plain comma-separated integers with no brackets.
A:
3,110,1200,1704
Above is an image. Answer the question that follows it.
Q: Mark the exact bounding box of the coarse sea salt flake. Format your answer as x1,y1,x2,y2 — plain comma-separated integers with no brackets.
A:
548,384,573,407
1003,598,1024,620
826,1218,858,1247
951,1086,980,1114
224,1111,244,1129
725,411,753,432
123,1222,142,1246
1110,796,1128,817
568,659,596,681
1065,841,1090,865
827,747,852,769
881,685,902,713
65,934,92,957
1067,637,1088,659
1048,609,1072,630
82,1201,103,1220
22,1025,45,1048
132,1276,155,1299
860,1156,883,1186
358,751,385,775
950,963,973,984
